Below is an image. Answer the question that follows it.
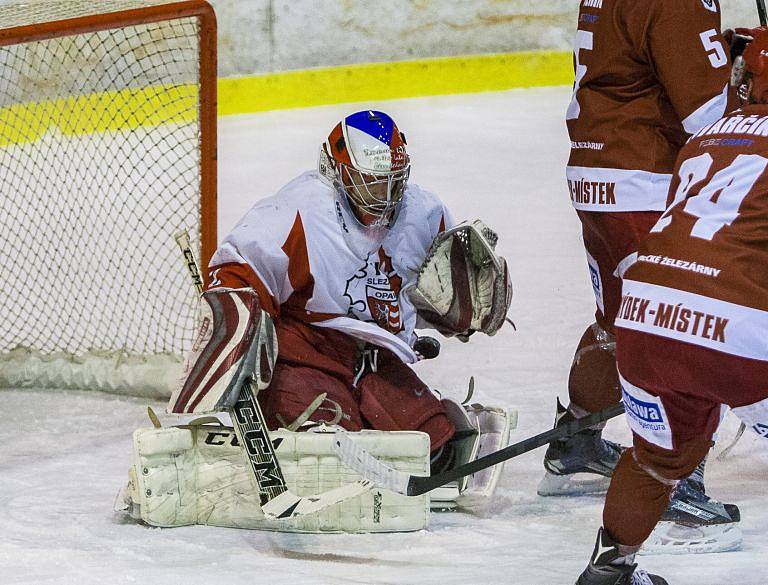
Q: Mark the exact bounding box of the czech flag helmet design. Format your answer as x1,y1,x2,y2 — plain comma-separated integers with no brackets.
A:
319,110,410,228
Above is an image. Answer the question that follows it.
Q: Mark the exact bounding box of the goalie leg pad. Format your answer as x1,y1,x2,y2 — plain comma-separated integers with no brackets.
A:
459,403,516,503
429,399,517,509
120,422,430,533
168,288,276,415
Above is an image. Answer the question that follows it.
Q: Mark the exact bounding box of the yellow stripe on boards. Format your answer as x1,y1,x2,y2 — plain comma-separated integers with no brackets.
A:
0,51,572,146
219,51,572,115
0,84,197,147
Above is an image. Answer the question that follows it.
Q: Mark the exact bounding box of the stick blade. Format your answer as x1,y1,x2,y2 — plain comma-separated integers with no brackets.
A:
260,480,373,519
331,430,414,495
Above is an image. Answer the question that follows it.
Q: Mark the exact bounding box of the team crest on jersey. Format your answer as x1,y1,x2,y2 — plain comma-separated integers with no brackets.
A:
344,248,403,334
700,0,717,13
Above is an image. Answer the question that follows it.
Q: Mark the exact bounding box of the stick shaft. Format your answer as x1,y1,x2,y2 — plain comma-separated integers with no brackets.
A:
758,0,767,26
230,380,288,503
407,402,625,496
174,230,288,501
175,231,205,294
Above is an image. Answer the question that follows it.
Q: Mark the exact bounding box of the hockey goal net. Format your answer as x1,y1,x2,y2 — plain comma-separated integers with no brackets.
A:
0,1,217,397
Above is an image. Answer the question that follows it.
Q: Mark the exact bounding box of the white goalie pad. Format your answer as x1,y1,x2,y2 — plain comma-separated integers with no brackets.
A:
430,400,517,509
168,288,277,415
117,420,430,533
409,219,513,339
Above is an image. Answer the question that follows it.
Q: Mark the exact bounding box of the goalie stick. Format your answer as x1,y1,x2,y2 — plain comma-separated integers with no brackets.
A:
174,231,372,519
333,402,625,497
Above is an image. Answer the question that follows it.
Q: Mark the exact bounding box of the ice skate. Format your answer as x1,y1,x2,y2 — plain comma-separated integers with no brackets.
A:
538,399,622,496
577,528,669,585
643,463,742,555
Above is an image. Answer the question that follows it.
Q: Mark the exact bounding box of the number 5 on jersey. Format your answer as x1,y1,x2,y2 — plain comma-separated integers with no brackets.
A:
700,29,728,69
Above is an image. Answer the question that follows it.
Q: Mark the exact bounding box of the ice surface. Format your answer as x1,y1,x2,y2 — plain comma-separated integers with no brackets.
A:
2,87,766,585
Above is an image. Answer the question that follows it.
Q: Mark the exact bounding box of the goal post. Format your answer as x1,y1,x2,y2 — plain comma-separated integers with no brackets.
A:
0,1,217,397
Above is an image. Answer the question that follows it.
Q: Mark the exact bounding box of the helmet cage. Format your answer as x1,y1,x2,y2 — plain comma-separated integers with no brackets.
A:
319,111,411,228
731,55,752,103
336,160,410,228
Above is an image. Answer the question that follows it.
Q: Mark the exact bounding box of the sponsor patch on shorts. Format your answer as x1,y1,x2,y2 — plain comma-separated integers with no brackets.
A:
619,374,673,450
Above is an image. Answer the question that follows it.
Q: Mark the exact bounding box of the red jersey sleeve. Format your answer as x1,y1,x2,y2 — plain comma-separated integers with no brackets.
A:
647,0,733,133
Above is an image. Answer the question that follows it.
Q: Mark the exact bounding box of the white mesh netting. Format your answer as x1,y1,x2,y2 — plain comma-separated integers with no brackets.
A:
0,2,212,396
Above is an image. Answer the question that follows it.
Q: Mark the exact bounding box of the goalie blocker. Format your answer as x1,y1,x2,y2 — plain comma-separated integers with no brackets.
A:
168,288,274,415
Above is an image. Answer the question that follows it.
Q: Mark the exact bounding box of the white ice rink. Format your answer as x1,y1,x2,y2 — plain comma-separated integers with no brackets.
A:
2,86,767,585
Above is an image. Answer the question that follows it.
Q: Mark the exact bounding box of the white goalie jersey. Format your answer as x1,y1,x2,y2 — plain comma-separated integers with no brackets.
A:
209,171,454,362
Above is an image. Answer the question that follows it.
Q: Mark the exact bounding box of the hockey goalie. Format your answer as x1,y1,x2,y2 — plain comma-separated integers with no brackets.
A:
120,110,514,532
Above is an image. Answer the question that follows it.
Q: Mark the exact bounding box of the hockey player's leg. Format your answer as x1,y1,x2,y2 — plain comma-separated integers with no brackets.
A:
256,317,365,431
356,351,454,452
539,320,622,496
642,396,768,553
576,435,710,585
619,332,741,554
541,210,655,497
259,362,363,431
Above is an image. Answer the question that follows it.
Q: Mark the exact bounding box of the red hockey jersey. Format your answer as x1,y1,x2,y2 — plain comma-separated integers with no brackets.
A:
567,0,733,212
618,104,768,363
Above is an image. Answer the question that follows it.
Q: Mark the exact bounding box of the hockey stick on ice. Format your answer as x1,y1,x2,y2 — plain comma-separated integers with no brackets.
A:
333,402,625,497
758,0,767,27
175,231,372,518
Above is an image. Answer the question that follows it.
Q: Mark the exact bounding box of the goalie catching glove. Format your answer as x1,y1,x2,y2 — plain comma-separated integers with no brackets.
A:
408,220,512,340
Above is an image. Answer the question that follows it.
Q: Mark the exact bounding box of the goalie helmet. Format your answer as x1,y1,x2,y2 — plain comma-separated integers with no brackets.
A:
319,110,410,228
732,27,768,104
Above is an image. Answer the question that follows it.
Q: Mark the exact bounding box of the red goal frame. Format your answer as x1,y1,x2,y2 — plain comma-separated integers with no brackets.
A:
0,0,218,282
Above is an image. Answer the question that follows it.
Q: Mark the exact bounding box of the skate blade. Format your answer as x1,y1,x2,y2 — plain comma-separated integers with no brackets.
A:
430,482,460,511
537,471,610,497
641,521,743,555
